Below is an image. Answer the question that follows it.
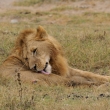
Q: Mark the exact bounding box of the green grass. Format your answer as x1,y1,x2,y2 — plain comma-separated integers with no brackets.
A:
14,0,62,6
1,0,110,109
14,0,76,6
14,0,43,6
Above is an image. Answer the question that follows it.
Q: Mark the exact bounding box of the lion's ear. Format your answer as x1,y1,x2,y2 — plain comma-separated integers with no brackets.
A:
36,26,48,39
16,34,25,47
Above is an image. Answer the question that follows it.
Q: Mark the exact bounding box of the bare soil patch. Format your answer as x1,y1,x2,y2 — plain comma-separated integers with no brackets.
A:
0,0,110,14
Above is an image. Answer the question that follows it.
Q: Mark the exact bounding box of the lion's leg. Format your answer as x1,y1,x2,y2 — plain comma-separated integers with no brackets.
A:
14,71,67,85
68,67,110,85
67,76,96,86
0,64,67,86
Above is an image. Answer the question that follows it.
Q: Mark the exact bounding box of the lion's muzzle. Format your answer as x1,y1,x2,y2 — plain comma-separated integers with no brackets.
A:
31,62,51,74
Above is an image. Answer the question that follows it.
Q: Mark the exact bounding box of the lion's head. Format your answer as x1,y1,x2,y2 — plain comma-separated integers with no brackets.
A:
14,26,64,75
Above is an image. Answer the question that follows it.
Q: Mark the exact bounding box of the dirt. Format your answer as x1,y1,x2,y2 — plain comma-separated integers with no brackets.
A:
0,0,16,10
0,0,15,13
62,0,110,15
0,0,110,25
0,0,110,15
0,0,15,7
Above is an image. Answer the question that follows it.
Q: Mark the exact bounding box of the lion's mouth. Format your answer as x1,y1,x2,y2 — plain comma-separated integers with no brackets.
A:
37,70,50,74
37,62,51,74
32,69,50,74
32,62,51,74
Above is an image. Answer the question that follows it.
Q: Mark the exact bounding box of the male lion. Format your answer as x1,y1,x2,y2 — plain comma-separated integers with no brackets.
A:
0,26,110,86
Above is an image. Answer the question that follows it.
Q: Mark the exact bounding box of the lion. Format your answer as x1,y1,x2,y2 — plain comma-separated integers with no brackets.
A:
0,26,110,86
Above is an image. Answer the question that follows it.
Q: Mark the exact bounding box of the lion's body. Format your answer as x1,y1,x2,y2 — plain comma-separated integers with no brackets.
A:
0,26,110,86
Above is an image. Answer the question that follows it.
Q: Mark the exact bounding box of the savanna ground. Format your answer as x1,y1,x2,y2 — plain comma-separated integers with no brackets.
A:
0,0,110,110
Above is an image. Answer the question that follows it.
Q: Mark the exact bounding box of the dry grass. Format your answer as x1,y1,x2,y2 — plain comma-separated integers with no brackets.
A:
1,77,110,110
0,0,110,109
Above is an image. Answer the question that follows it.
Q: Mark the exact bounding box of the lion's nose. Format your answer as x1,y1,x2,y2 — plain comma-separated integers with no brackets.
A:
46,62,48,65
43,62,48,71
32,64,37,70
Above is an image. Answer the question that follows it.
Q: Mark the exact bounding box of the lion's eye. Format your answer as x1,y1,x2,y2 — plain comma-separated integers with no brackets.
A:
32,48,37,56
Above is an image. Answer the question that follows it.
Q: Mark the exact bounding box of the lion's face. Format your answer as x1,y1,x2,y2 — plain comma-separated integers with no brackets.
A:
25,40,52,74
16,26,57,74
16,26,61,74
14,25,67,76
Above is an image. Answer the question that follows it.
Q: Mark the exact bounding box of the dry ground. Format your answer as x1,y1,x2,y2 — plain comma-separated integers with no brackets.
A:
0,0,110,110
1,0,110,22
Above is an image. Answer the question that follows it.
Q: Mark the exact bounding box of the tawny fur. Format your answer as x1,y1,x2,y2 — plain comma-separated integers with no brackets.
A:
0,26,110,86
